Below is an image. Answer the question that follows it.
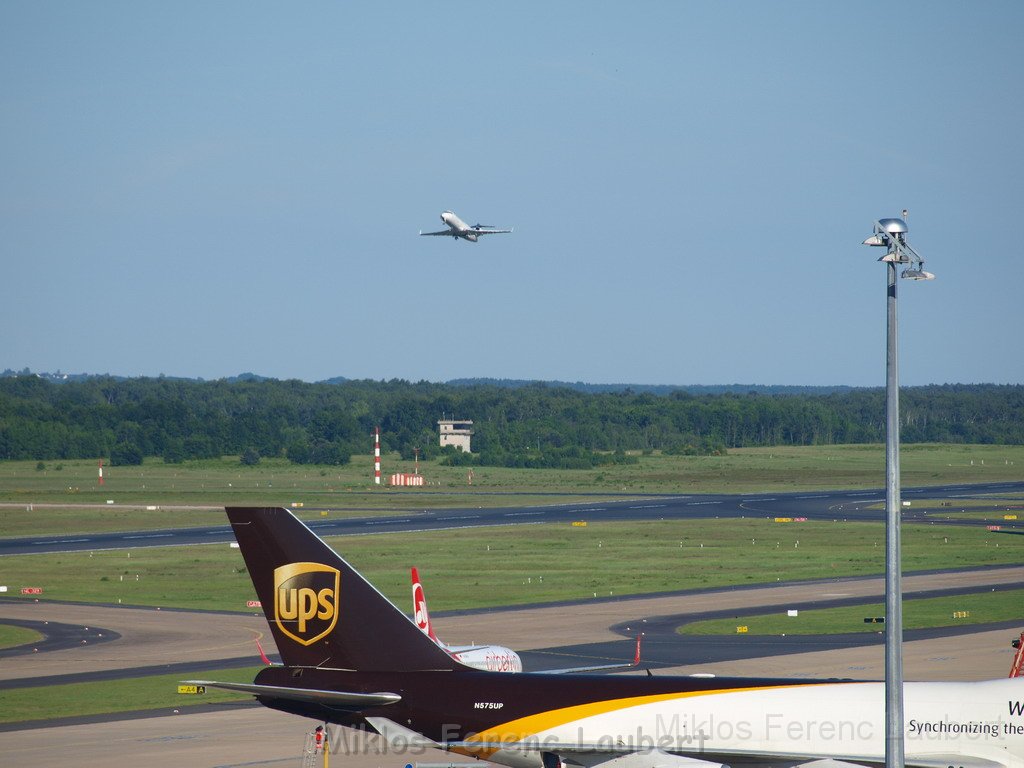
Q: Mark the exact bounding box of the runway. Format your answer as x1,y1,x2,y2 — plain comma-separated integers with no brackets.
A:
1,481,1022,556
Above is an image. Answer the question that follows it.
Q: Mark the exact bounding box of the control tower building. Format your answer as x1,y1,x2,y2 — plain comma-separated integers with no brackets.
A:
438,419,473,453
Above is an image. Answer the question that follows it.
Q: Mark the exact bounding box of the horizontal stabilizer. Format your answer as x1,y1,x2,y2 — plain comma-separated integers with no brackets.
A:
183,680,400,708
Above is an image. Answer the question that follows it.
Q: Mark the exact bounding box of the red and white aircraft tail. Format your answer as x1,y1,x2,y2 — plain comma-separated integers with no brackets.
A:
411,567,522,673
411,567,642,675
411,566,441,644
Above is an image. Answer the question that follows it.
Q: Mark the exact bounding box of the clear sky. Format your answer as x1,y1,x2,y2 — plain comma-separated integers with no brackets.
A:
3,2,1022,387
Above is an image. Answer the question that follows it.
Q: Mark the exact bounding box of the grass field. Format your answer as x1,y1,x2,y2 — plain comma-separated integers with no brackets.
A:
1,518,1021,612
678,588,1024,635
3,443,1022,503
1,446,1021,726
0,666,259,724
0,623,42,650
1,444,1022,538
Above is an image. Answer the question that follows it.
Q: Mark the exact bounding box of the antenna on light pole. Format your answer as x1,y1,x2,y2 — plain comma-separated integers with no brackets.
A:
863,212,935,768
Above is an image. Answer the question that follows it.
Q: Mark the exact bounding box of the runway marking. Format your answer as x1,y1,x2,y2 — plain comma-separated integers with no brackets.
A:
575,507,607,512
123,533,173,539
686,501,722,506
847,492,876,497
628,504,666,509
363,519,410,525
744,498,776,502
796,495,828,499
505,511,545,516
341,521,545,538
31,538,90,545
437,515,481,521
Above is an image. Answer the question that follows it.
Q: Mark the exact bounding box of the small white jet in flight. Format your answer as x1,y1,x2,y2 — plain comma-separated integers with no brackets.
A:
419,210,512,242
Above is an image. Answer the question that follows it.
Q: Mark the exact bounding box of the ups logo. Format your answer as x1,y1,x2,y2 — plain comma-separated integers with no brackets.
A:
273,562,340,646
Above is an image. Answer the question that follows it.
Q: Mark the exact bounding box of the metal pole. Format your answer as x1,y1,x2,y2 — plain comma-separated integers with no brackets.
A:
884,257,905,768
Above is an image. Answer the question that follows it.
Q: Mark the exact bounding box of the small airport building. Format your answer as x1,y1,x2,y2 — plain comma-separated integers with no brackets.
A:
438,419,473,453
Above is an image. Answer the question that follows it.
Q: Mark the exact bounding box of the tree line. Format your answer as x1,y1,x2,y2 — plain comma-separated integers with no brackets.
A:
0,376,1021,467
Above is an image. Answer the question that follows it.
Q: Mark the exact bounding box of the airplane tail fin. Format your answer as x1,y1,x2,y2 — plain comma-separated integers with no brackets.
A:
227,507,457,672
411,567,443,645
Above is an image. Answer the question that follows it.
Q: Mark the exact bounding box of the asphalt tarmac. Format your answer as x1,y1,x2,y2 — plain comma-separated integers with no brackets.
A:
2,566,1022,767
1,484,1021,766
2,481,1022,556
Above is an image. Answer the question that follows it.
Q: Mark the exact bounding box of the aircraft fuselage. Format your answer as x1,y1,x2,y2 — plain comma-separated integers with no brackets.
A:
440,210,478,241
251,666,1024,768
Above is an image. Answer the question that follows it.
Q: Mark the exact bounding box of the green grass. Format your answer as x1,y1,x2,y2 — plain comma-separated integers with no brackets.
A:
5,446,1020,727
3,443,1022,501
0,666,260,724
2,444,1023,537
0,623,42,650
678,588,1024,635
1,519,1020,612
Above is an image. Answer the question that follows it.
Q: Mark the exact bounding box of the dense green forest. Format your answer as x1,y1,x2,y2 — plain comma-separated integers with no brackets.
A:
0,376,1021,468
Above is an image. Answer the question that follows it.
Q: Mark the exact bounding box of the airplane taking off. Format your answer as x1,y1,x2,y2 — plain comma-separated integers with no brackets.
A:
191,508,1024,768
419,210,512,241
412,566,523,673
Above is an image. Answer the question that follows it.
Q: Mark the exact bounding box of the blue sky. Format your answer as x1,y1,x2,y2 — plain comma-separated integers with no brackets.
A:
3,2,1022,386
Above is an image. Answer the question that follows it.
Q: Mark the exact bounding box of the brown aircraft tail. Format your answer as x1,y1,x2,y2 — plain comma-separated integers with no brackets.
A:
226,507,457,672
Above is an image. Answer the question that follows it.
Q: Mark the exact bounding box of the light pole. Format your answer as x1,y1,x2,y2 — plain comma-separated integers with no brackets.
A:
863,214,934,768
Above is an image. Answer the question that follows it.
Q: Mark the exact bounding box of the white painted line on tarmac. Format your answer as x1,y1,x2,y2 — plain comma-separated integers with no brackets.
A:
31,538,90,545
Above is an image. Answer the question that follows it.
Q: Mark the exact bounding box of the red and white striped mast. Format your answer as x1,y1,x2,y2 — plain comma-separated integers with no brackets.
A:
374,427,381,485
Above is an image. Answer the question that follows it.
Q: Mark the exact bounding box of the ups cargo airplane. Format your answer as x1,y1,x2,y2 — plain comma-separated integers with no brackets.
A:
190,508,1024,768
420,210,513,241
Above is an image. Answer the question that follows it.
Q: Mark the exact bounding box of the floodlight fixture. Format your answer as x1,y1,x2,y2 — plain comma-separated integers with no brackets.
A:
902,269,935,281
864,215,935,279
